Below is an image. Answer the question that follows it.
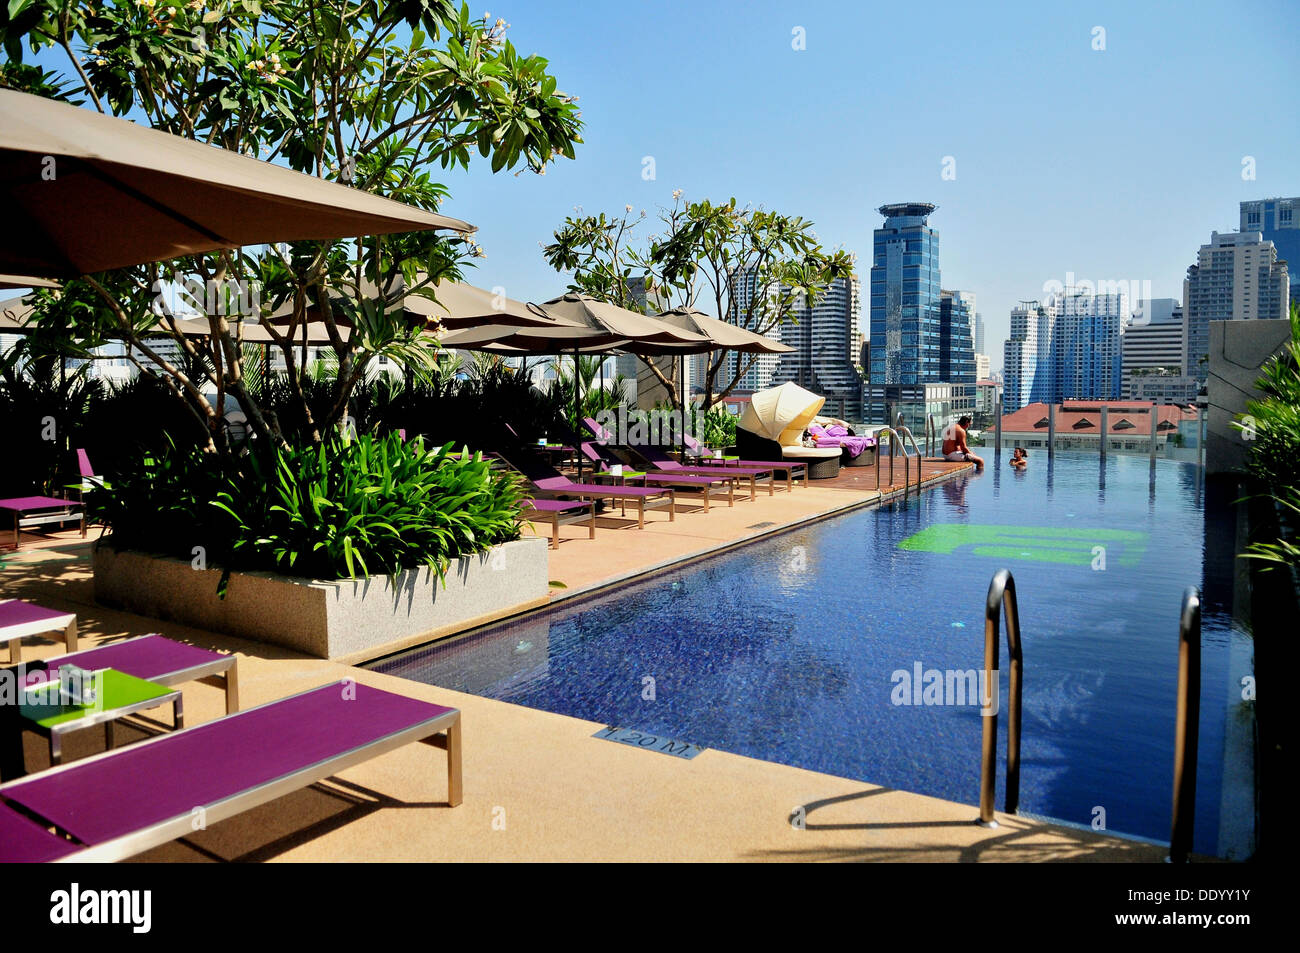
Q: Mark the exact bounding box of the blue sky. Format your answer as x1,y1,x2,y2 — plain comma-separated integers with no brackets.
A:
442,0,1300,373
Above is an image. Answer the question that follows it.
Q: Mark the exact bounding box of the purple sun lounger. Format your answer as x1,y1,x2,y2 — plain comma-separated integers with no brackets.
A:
56,634,240,715
0,599,78,663
0,680,461,863
499,451,677,527
570,436,748,509
523,498,596,549
587,430,776,500
0,496,84,550
678,431,808,490
513,446,732,513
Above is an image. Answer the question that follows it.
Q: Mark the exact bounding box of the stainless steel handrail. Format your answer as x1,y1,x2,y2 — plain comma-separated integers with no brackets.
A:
874,426,907,494
1169,586,1201,863
978,569,1023,827
895,425,924,500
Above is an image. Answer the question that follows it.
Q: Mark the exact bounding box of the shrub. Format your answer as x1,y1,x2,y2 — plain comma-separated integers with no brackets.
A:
1239,302,1300,573
696,406,737,449
89,432,526,588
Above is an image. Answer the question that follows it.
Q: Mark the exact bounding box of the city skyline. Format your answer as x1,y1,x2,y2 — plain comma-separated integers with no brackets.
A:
432,0,1298,377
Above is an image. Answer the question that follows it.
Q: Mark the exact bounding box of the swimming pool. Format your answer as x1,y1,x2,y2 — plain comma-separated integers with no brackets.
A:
372,453,1254,857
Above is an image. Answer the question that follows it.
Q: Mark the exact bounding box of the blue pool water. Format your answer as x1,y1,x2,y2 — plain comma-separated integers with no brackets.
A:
373,453,1254,856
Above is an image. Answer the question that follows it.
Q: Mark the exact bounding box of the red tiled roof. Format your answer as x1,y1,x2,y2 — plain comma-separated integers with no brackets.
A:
1000,401,1198,434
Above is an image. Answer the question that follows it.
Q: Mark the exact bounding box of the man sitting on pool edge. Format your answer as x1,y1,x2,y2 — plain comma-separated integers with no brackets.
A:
941,415,985,470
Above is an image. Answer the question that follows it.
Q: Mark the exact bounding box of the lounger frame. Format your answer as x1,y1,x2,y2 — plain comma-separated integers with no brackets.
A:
0,601,78,662
524,501,596,549
0,680,461,863
61,634,240,715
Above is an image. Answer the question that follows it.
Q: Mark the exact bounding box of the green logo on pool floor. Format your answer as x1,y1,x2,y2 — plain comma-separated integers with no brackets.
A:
899,524,1148,567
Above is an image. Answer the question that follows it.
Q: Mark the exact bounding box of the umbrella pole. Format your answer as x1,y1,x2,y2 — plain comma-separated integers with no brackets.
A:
681,356,691,460
573,347,581,482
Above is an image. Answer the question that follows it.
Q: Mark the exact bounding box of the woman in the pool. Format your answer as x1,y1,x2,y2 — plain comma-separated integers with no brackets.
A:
940,415,985,470
1010,447,1028,469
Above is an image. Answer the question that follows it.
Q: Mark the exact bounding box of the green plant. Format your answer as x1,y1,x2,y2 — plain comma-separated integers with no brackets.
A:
550,356,629,429
1239,302,1300,572
695,406,737,449
0,349,106,497
89,432,526,590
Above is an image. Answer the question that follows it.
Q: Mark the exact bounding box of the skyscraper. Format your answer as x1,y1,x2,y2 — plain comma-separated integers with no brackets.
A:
973,311,985,357
770,274,863,418
1122,299,1189,398
1002,290,1127,409
939,290,976,386
868,203,942,388
865,203,972,424
1002,299,1056,411
1182,230,1290,382
1240,197,1299,308
718,265,787,394
1053,289,1126,401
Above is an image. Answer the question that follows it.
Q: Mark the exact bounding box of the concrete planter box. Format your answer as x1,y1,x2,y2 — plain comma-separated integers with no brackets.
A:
93,538,549,660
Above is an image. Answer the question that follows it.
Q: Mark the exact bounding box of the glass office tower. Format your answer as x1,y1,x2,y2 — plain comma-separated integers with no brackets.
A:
1241,198,1299,308
866,202,943,422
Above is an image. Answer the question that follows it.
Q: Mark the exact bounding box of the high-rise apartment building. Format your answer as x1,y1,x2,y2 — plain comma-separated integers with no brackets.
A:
1122,299,1185,398
1053,289,1126,401
770,274,864,418
1182,230,1290,382
938,290,976,387
1002,289,1127,409
973,311,985,357
1240,197,1299,308
1002,299,1057,411
718,266,783,394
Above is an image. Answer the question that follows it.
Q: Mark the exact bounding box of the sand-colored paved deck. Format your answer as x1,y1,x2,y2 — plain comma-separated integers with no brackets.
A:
0,460,1173,862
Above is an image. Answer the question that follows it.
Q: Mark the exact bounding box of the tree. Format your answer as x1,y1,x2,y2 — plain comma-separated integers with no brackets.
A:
0,0,582,448
542,194,854,410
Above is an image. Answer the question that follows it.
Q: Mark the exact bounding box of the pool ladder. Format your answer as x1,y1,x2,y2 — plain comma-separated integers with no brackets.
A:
974,573,1204,862
1169,586,1201,863
875,423,923,500
978,569,1023,826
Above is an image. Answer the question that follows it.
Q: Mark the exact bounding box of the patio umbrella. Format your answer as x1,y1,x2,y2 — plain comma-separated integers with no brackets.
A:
261,277,575,332
0,275,60,291
439,296,710,479
0,89,472,279
648,306,793,451
740,381,825,446
649,307,792,356
534,293,710,349
531,295,713,466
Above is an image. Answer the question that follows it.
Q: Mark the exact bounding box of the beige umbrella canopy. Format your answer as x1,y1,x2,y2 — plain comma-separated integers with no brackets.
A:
407,280,569,330
436,323,627,353
534,293,711,348
740,382,826,446
649,307,792,354
171,316,352,345
0,275,61,291
434,291,716,355
0,89,472,279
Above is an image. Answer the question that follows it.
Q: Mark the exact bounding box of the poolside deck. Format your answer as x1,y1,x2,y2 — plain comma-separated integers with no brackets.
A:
0,458,1174,862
